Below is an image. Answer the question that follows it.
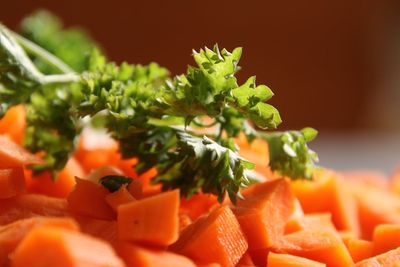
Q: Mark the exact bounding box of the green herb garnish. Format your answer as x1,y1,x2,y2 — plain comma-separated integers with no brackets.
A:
0,10,318,203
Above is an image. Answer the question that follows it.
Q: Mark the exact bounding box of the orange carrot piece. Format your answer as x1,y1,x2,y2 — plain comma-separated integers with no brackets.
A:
115,242,195,267
11,226,124,267
74,216,118,243
291,169,360,237
118,190,179,246
127,178,143,199
0,217,79,266
355,247,400,267
0,105,26,144
267,252,326,267
372,224,400,256
178,213,192,233
390,168,400,195
0,167,25,199
172,205,248,267
347,239,373,263
237,252,256,267
339,230,358,247
105,186,136,212
233,178,295,249
67,177,115,220
0,135,44,168
26,157,84,198
248,248,269,267
180,193,218,220
0,194,69,225
273,229,353,267
284,199,305,234
352,185,400,239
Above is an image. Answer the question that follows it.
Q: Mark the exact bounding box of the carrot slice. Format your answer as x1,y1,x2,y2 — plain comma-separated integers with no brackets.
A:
237,252,256,267
273,229,353,267
172,205,248,267
115,242,195,267
346,239,373,263
0,167,25,199
67,177,115,220
178,213,192,233
372,224,400,256
11,226,124,267
0,105,26,144
0,135,44,168
74,216,118,243
180,193,218,220
355,247,400,267
118,190,179,246
352,185,400,239
233,178,295,249
0,194,69,225
0,217,78,266
291,169,360,237
127,178,143,199
26,157,84,198
267,252,326,267
284,199,305,234
105,186,136,212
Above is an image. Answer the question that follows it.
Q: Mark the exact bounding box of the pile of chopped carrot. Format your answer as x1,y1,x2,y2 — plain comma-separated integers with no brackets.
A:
2,107,400,267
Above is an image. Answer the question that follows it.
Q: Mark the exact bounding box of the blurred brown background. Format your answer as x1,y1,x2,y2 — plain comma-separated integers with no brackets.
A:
2,0,400,170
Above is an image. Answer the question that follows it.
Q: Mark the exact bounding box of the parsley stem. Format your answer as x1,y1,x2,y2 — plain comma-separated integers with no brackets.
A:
11,32,75,74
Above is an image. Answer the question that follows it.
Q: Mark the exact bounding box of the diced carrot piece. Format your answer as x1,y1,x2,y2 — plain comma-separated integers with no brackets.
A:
0,105,26,144
172,205,248,267
0,194,69,225
352,185,400,239
339,230,358,247
11,226,124,267
0,135,44,168
291,169,360,237
127,178,143,199
346,239,373,263
74,216,118,243
237,252,256,267
390,168,400,195
137,167,162,197
118,157,139,178
267,252,326,267
0,217,79,266
355,247,400,267
273,229,353,267
286,212,337,235
233,178,295,249
178,213,192,233
344,171,388,191
0,167,25,199
372,224,400,256
115,242,195,267
239,137,271,176
105,186,135,212
180,193,218,220
26,157,84,198
67,177,115,220
248,248,269,267
118,190,179,246
284,198,305,234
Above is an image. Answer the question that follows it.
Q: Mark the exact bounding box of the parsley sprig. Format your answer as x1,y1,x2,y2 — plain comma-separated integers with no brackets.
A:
0,11,318,202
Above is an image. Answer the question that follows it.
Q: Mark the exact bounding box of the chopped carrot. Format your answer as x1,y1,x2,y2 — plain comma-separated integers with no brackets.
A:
284,198,305,234
0,135,44,168
115,242,195,267
0,167,25,199
233,178,295,249
172,205,248,267
273,229,353,267
11,226,124,267
0,194,69,225
291,169,360,237
354,247,400,267
236,252,256,267
137,167,162,197
352,185,400,239
118,190,179,246
0,217,78,266
267,252,326,267
339,230,358,247
346,239,373,263
26,157,84,198
74,216,118,243
372,224,400,256
0,105,26,144
180,193,218,220
67,177,115,220
127,178,143,199
390,168,400,195
247,248,269,267
105,186,136,212
178,213,192,233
